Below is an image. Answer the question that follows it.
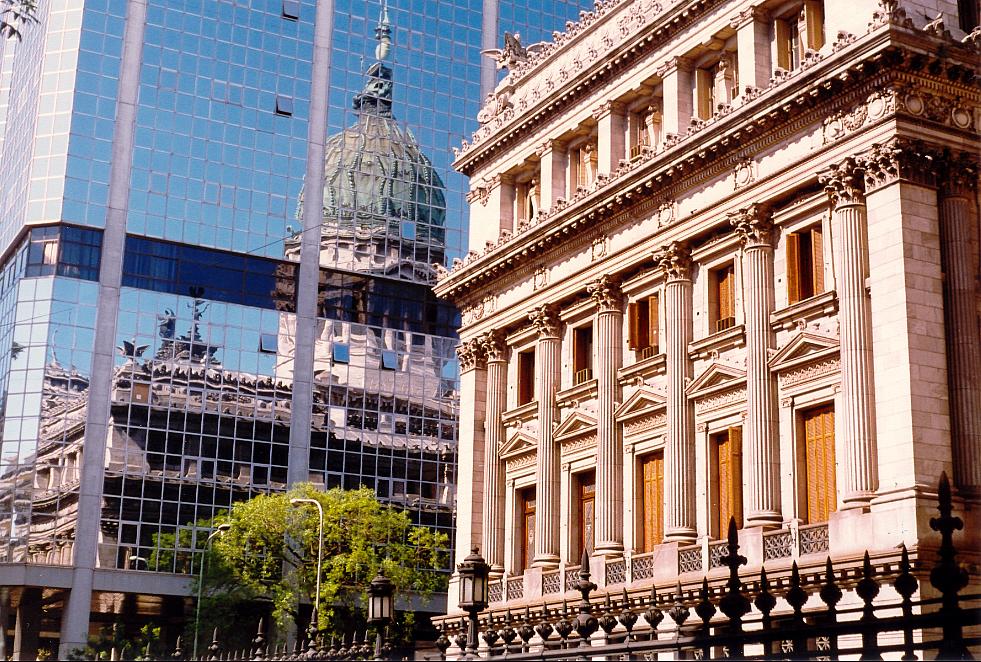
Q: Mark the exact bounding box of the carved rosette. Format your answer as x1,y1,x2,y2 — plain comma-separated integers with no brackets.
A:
528,303,561,338
728,204,773,249
456,338,485,372
939,149,980,198
653,241,692,281
820,157,865,208
587,275,623,313
861,139,936,191
481,330,507,363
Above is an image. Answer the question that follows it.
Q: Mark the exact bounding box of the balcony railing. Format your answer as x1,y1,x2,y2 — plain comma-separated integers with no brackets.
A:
574,368,592,385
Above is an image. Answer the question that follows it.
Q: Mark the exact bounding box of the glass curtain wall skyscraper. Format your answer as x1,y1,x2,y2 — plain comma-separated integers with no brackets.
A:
0,0,590,657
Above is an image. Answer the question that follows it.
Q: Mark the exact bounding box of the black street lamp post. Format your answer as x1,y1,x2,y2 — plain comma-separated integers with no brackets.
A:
457,548,490,660
368,570,395,660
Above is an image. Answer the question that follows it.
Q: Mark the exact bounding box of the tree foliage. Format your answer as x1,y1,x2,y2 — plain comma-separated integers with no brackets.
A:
0,0,38,41
206,485,448,633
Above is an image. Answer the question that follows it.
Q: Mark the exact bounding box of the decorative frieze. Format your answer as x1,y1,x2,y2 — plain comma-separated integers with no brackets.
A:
624,412,666,437
779,357,841,388
694,386,747,415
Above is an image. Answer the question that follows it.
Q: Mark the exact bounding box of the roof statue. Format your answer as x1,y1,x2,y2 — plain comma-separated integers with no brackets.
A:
292,2,446,282
481,32,545,72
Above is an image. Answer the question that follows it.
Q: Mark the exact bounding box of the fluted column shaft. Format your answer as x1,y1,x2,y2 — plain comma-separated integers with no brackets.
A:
823,159,877,508
656,244,697,543
530,305,561,567
481,333,508,574
939,160,981,494
731,207,781,527
589,277,624,556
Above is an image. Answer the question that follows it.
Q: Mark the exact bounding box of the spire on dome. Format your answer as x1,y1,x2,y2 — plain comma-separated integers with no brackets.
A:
354,1,394,115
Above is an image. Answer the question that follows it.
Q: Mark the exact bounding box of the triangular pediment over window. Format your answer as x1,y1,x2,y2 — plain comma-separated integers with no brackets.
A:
499,430,536,459
554,411,597,442
769,330,839,373
614,388,666,423
686,362,746,399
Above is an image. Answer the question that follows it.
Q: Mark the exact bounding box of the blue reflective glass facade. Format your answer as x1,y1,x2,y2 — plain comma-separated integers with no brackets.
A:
0,0,591,653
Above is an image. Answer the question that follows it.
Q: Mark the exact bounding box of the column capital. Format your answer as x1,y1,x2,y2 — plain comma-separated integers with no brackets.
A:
939,148,980,197
456,338,486,372
587,275,623,313
481,330,508,363
729,5,769,28
535,138,566,157
656,56,692,77
528,303,561,338
653,241,692,281
819,156,865,208
591,100,627,120
861,138,937,192
728,203,773,248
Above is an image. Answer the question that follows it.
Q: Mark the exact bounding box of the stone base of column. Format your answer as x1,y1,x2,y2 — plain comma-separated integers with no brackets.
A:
593,541,624,558
744,510,782,529
842,490,875,510
663,526,697,544
489,565,506,580
532,554,560,570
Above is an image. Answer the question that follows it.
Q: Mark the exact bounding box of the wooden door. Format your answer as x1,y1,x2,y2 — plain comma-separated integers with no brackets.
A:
578,472,595,556
521,490,536,569
714,427,743,536
804,406,836,522
641,451,664,550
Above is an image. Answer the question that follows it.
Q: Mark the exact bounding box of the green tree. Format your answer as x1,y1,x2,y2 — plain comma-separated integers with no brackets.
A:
204,484,448,638
0,0,38,40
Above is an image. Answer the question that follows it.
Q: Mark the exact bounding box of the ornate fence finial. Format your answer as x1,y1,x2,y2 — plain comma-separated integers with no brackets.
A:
620,588,640,640
819,557,843,658
250,620,266,661
207,628,222,661
694,578,716,659
534,607,554,644
667,581,689,628
894,544,918,661
598,593,618,636
856,552,881,659
555,600,574,645
574,549,599,644
434,624,451,658
930,471,970,660
171,634,183,661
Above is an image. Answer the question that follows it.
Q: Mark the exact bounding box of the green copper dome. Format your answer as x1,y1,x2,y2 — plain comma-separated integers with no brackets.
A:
295,8,446,275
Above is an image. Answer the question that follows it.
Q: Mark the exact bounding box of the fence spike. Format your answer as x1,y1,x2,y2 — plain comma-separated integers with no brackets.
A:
555,599,574,645
517,605,535,650
454,618,468,652
892,544,919,661
434,624,451,659
694,578,715,660
534,607,554,644
172,634,183,661
498,609,517,651
817,556,842,659
208,628,222,662
785,561,808,658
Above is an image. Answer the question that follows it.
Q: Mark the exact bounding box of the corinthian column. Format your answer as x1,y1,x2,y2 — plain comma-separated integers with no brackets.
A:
529,304,561,568
452,338,487,571
481,331,508,575
821,158,877,508
938,152,981,495
587,275,624,557
730,205,782,527
654,242,697,543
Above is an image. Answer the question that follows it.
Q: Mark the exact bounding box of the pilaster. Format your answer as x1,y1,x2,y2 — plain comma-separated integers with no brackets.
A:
529,304,562,568
653,242,697,543
730,204,781,528
658,57,692,139
732,7,771,92
588,275,625,557
536,140,568,211
592,101,627,174
820,157,878,509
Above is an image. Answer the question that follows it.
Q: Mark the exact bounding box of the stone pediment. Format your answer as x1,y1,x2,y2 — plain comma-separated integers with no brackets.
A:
686,362,746,399
554,411,597,443
500,430,536,459
614,388,666,423
769,331,839,373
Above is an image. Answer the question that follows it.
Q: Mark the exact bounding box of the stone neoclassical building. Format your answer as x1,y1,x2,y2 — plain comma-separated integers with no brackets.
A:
434,0,981,629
